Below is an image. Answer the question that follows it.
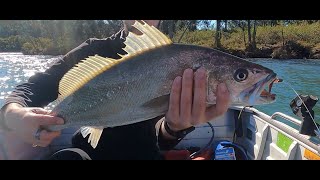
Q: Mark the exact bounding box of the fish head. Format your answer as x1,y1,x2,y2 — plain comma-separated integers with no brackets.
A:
206,56,277,106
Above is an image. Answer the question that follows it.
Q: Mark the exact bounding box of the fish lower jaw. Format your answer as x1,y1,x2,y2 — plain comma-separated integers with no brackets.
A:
259,91,276,101
250,89,276,105
240,73,278,105
256,74,278,103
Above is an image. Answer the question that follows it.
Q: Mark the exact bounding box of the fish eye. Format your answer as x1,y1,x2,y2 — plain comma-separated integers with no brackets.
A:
234,68,248,82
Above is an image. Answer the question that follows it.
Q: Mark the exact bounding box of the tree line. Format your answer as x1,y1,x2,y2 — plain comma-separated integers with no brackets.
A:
0,20,122,55
1,20,319,58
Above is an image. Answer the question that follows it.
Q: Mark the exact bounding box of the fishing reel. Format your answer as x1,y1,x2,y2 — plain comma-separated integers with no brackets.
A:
290,94,319,136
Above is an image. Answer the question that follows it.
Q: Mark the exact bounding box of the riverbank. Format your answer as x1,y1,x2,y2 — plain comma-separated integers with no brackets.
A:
221,41,320,59
2,22,320,59
173,22,320,59
2,41,320,60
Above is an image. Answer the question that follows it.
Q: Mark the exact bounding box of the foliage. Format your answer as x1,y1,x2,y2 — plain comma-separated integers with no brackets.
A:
1,20,320,59
0,20,122,55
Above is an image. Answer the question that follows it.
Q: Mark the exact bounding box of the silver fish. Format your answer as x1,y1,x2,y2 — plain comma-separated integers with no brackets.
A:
45,21,278,148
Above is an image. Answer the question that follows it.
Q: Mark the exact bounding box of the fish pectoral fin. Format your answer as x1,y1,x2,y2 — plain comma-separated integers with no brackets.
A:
80,126,104,149
142,94,170,109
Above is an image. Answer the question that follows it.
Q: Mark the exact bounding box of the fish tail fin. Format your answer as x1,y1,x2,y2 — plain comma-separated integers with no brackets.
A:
80,126,104,149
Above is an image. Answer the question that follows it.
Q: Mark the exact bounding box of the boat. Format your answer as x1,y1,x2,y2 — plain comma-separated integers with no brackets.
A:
1,103,319,160
175,106,320,160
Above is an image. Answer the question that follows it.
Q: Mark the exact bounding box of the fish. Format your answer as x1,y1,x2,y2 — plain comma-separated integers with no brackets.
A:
45,20,278,148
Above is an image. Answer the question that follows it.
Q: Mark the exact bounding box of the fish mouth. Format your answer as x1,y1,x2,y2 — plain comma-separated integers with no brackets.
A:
244,73,281,105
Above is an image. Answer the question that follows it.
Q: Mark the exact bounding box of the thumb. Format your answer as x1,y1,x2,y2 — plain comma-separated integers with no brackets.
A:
31,113,65,126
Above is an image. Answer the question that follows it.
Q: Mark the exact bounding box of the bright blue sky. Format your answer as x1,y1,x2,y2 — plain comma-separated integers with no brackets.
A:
197,20,216,30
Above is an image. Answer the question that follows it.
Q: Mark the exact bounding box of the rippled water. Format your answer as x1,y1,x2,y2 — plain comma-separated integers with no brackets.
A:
0,53,319,124
0,53,61,104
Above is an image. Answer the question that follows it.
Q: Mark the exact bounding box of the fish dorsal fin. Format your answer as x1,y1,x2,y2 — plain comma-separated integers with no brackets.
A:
57,20,172,102
122,20,172,59
57,55,119,102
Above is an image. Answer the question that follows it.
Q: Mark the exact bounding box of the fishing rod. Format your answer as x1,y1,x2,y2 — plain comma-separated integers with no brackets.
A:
288,83,318,126
266,75,320,137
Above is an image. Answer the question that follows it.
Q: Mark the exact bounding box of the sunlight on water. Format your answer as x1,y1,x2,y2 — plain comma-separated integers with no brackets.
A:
0,77,10,82
0,53,62,107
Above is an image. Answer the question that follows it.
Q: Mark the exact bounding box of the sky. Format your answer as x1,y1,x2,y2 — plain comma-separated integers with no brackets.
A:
197,20,216,30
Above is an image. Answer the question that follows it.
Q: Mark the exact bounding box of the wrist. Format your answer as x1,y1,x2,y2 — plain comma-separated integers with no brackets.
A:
162,120,195,140
160,120,178,140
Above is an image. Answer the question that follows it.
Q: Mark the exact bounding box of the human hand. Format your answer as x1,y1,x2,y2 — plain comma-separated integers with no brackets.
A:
164,68,231,133
3,103,64,147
